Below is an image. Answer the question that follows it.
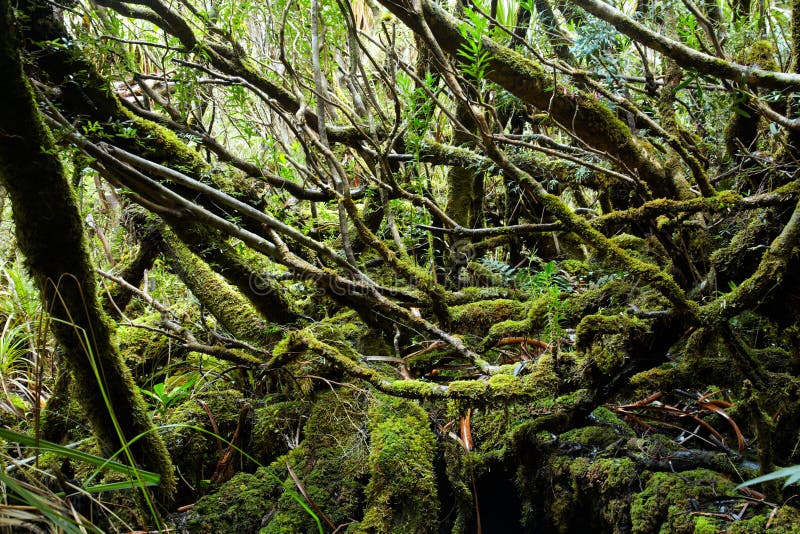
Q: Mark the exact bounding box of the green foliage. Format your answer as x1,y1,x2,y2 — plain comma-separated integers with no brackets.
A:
737,464,800,489
0,316,33,418
402,71,439,150
0,263,41,422
138,373,197,419
0,427,160,491
0,262,40,320
570,17,628,70
81,120,105,137
0,470,105,534
477,257,517,285
676,12,700,49
458,8,493,85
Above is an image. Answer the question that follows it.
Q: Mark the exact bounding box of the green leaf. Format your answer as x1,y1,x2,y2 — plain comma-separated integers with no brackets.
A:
0,471,101,534
736,465,800,489
0,428,160,486
732,106,752,118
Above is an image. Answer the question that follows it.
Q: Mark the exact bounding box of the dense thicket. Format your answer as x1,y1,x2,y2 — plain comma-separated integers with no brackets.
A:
1,0,800,531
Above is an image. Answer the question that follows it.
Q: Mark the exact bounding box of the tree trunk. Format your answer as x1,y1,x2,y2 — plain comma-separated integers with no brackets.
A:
0,0,175,501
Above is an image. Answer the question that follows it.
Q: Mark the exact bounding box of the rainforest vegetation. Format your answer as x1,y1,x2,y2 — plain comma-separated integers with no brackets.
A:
2,0,800,530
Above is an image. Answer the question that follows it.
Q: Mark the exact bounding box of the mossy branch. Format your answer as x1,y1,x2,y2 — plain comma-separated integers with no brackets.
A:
572,0,800,91
378,0,678,198
701,196,800,324
272,329,567,403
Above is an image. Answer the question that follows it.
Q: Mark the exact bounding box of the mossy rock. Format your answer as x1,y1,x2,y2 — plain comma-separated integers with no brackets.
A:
180,468,285,533
630,469,736,533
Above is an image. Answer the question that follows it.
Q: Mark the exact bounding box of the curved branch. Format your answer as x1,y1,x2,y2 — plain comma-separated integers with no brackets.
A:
571,0,800,91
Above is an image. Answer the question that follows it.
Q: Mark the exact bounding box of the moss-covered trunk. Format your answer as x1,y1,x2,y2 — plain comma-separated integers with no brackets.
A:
0,0,175,499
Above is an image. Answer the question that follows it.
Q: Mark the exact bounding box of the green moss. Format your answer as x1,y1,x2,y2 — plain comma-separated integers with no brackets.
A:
466,403,531,455
558,425,621,448
249,398,312,466
729,505,800,533
590,406,628,427
576,313,650,376
261,389,369,532
693,515,722,534
628,362,682,396
585,458,637,492
728,514,767,533
563,277,632,323
560,259,590,278
184,468,285,532
118,110,217,187
359,395,439,533
465,260,511,287
486,318,532,341
483,295,550,345
530,455,638,532
441,440,477,533
608,233,672,268
167,221,299,325
630,470,736,534
487,366,552,400
610,233,648,252
116,313,172,366
269,313,395,396
447,379,489,399
163,231,276,350
391,380,454,399
450,299,528,334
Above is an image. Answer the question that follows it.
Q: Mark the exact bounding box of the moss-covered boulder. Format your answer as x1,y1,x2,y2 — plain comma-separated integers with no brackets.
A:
178,468,286,532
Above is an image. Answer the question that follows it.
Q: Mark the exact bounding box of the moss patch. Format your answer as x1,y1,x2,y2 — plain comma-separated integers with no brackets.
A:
358,394,439,533
630,469,736,534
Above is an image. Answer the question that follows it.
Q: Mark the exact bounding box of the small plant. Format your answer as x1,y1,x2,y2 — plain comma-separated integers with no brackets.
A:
518,261,570,343
478,257,517,286
0,317,34,418
139,374,197,419
458,8,493,85
0,261,40,320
